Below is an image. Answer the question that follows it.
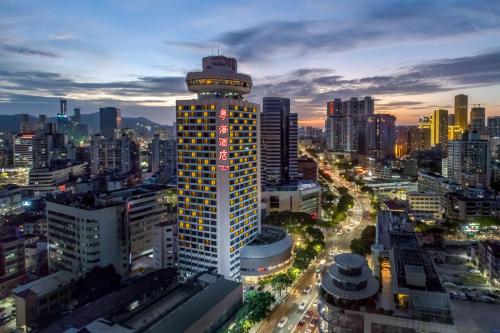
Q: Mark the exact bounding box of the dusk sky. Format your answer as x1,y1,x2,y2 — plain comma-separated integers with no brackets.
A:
1,0,500,127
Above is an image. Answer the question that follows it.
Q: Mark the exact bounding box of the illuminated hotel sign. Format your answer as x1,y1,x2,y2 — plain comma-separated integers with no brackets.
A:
217,107,230,171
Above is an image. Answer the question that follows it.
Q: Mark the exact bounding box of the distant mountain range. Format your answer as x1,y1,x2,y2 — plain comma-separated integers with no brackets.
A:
0,113,164,134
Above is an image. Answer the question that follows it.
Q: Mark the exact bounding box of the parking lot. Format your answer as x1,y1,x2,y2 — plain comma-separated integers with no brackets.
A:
431,246,500,332
0,297,16,333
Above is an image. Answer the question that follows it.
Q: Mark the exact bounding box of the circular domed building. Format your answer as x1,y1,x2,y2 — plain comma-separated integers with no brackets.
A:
239,225,293,283
318,253,379,332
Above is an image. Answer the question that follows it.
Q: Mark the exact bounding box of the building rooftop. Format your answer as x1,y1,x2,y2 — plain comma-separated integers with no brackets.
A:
321,253,379,301
13,271,74,298
148,274,241,333
390,233,420,250
263,180,321,192
392,247,445,293
241,225,293,259
47,193,124,210
40,269,178,333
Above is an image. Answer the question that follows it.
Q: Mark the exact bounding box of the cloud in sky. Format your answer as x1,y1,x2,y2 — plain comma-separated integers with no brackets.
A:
249,48,500,122
2,47,500,125
216,0,500,61
2,44,60,58
1,0,500,126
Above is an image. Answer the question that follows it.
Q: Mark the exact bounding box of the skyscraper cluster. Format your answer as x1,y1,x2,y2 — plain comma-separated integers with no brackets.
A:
325,96,396,159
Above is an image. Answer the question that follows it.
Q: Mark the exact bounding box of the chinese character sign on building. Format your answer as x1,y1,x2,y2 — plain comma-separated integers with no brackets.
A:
217,107,230,171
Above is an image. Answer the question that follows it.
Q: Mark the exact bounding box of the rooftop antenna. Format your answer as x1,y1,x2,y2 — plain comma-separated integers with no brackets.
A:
217,45,220,56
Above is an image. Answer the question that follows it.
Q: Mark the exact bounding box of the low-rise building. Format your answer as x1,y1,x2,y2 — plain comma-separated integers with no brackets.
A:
13,271,74,331
153,220,178,269
0,167,30,186
0,186,23,217
0,225,26,299
473,240,500,286
28,163,85,193
25,239,47,274
445,187,499,221
38,271,241,333
407,191,443,221
261,181,321,219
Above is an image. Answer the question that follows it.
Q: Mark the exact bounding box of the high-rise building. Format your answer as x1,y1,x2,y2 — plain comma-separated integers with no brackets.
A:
176,56,260,280
56,99,71,134
470,105,486,135
261,97,298,186
72,107,81,123
297,157,318,181
448,125,463,141
447,132,491,188
430,109,448,152
37,115,47,130
448,113,455,127
59,98,68,115
90,131,139,176
12,133,34,168
32,131,50,169
325,99,343,151
151,134,176,180
32,125,68,169
19,114,34,134
366,114,396,159
325,97,374,155
488,116,500,138
99,107,122,139
47,196,130,277
455,94,468,132
417,116,432,151
343,97,374,153
108,185,176,260
396,125,419,156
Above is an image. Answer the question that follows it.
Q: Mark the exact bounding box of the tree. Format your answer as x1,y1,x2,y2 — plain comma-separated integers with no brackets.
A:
350,225,376,256
337,194,354,213
337,186,349,196
293,247,316,271
306,226,324,242
310,239,326,255
245,291,276,323
287,267,300,282
271,272,293,297
360,186,374,194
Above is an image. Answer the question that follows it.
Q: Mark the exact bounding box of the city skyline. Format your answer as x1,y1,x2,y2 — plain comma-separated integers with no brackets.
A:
1,0,500,127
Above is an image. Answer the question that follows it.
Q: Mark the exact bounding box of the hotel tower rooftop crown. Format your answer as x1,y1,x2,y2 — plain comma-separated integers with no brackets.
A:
186,55,252,98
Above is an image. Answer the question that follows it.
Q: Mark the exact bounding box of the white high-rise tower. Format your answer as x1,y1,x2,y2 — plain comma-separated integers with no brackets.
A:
176,56,261,279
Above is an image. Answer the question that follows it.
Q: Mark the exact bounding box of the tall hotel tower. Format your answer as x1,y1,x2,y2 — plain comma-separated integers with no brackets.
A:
176,56,260,280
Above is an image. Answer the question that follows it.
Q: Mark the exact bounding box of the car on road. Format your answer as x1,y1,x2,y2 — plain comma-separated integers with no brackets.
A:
305,330,312,333
297,320,306,328
303,285,312,294
298,301,307,310
305,309,314,318
277,316,288,328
